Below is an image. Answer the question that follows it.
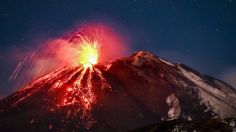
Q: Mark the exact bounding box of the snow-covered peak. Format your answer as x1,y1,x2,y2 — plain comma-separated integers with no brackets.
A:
178,64,236,118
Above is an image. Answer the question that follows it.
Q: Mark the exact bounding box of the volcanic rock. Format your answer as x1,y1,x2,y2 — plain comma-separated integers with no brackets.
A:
0,51,235,131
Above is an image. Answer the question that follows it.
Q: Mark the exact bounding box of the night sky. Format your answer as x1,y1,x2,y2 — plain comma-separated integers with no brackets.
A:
0,0,236,97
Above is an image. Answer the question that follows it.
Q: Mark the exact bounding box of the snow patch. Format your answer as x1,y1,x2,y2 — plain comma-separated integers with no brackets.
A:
166,93,181,120
178,66,226,98
178,65,236,118
159,58,174,67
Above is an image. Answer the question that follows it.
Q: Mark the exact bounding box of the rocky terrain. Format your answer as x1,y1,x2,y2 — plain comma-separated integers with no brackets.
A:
0,51,235,131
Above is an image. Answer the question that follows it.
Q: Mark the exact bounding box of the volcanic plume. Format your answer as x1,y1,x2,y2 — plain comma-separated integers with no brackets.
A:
6,25,128,129
0,26,236,131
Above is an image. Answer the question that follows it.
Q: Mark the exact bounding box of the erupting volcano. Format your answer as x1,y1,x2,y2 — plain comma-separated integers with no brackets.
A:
56,27,112,111
4,26,120,129
0,25,236,131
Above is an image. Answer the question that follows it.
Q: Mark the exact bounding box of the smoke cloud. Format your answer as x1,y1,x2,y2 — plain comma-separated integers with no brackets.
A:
6,23,129,93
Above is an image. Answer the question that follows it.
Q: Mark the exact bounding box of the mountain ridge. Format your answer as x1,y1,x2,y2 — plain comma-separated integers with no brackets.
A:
0,51,235,131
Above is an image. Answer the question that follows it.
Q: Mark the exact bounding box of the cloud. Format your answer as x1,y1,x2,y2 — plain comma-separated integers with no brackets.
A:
220,68,236,89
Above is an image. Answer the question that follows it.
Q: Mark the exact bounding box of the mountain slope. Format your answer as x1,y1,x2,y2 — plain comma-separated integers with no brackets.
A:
0,51,235,131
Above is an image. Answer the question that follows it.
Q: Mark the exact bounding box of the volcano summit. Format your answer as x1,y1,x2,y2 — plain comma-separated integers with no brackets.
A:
0,51,236,131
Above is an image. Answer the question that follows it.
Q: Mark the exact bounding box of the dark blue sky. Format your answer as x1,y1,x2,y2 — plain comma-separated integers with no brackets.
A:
0,0,236,96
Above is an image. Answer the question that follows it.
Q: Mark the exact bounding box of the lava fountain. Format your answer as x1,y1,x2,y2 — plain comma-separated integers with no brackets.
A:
78,43,99,68
9,24,128,129
58,30,111,110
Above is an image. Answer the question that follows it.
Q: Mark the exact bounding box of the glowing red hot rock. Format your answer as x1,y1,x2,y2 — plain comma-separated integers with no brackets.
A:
9,24,128,129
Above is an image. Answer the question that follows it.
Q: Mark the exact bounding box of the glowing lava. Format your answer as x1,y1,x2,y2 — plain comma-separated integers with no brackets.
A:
78,42,99,68
9,24,129,129
53,30,112,112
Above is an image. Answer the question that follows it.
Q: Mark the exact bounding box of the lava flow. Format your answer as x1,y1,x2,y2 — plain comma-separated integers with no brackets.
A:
58,34,111,110
13,26,116,111
7,25,128,129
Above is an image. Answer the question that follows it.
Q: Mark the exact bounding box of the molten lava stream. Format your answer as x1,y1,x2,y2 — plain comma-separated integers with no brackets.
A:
57,66,111,110
55,28,112,110
13,67,75,105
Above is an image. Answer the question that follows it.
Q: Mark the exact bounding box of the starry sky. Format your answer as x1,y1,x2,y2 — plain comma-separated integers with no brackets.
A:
0,0,236,97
